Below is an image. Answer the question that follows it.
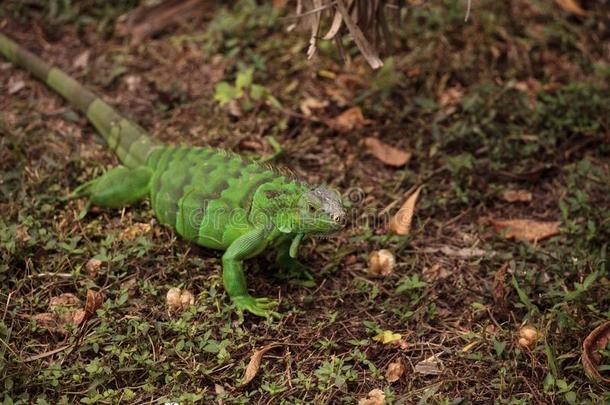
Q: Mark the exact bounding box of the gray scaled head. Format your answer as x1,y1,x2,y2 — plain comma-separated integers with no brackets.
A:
298,186,346,234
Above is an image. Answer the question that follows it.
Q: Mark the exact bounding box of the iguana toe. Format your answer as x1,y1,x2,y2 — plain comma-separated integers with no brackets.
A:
233,295,281,319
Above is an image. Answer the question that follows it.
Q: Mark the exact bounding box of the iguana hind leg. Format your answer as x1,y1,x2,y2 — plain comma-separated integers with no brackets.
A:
70,166,152,208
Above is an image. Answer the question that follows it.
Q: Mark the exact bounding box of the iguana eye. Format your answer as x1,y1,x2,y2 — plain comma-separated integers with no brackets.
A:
308,205,316,214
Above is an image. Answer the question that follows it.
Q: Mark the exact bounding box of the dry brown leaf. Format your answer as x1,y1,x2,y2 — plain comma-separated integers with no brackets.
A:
364,137,411,167
490,219,560,242
358,388,385,405
214,383,226,405
119,223,151,241
73,50,90,69
8,76,25,95
582,321,610,383
500,189,533,203
118,0,207,43
300,97,328,116
32,313,61,330
437,246,491,258
242,343,281,385
385,361,405,383
389,186,422,235
414,354,443,375
555,0,588,16
492,263,509,314
15,225,30,242
67,309,86,326
439,87,463,107
84,289,104,319
49,293,81,310
367,249,396,276
33,291,99,333
421,263,450,282
327,107,371,132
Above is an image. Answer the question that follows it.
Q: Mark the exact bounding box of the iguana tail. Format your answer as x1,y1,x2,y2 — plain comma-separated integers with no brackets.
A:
0,33,160,168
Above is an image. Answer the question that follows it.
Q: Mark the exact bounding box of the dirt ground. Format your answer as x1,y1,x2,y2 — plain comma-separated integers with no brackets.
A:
1,1,609,404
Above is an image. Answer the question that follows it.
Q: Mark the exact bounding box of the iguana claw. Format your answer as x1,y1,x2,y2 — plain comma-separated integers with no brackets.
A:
233,295,281,319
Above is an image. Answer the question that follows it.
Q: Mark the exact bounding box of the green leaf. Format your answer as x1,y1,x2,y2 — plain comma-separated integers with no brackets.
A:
250,83,266,100
511,275,538,313
235,67,254,90
213,81,242,105
372,330,401,344
493,338,506,357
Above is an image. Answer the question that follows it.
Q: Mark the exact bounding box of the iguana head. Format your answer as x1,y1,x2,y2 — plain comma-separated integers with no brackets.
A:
293,187,346,235
254,183,346,235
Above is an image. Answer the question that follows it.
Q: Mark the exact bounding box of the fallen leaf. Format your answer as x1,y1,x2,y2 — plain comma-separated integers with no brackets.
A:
364,137,411,167
33,291,99,333
327,107,371,132
389,186,422,235
582,321,610,383
49,293,81,310
490,219,560,242
300,97,328,116
492,263,509,314
373,330,402,345
385,361,405,383
242,343,281,384
73,50,91,69
367,249,396,276
15,225,30,242
68,309,87,326
119,223,151,241
8,76,25,95
555,0,588,16
500,189,533,203
421,263,450,282
395,339,411,350
84,289,104,319
32,313,61,330
439,87,463,107
358,388,385,405
414,354,444,375
438,246,491,258
214,383,226,405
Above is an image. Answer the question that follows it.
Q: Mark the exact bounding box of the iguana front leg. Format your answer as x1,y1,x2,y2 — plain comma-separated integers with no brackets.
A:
275,236,315,287
223,226,280,318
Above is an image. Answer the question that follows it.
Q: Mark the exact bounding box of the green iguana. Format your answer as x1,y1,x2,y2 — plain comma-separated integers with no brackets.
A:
0,33,346,318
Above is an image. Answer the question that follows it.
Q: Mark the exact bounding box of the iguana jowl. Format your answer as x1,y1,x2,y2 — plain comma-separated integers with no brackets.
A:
0,33,346,318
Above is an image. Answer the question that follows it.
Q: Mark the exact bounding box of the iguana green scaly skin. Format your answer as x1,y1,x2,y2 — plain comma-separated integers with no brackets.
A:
0,33,346,318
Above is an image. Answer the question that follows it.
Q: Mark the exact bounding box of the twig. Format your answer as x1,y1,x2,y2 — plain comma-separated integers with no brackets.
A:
22,344,71,362
464,0,473,22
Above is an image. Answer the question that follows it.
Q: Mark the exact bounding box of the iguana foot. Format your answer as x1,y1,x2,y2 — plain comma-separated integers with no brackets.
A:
232,295,281,319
